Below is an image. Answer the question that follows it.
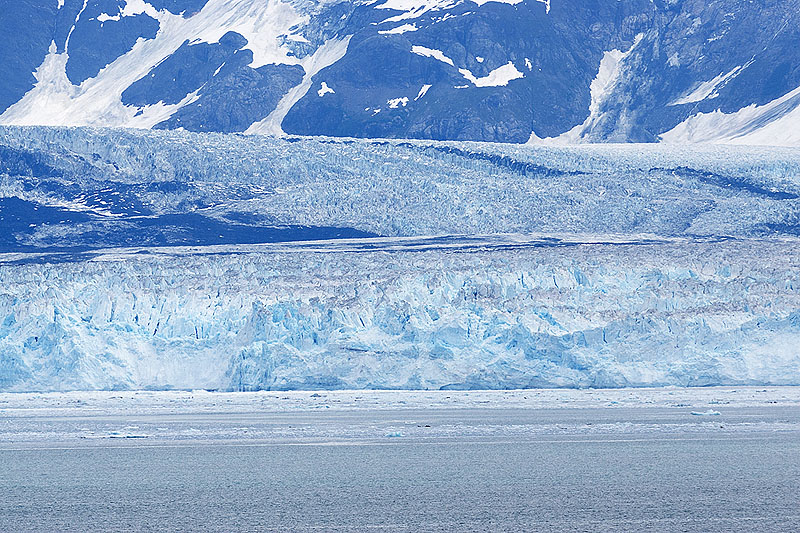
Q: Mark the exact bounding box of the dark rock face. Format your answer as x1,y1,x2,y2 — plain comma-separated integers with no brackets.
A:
0,1,58,112
154,58,305,133
284,0,654,142
123,32,250,107
584,0,800,142
65,1,160,85
121,29,305,132
1,0,799,143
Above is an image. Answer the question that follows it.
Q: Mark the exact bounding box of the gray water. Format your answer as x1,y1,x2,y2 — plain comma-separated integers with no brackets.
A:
1,407,799,532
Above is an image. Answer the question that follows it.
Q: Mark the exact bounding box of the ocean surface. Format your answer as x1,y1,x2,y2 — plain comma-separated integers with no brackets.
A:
1,389,799,532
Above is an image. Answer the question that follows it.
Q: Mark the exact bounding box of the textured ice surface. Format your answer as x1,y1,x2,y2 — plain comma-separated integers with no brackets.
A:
1,236,799,391
1,127,800,391
2,127,800,251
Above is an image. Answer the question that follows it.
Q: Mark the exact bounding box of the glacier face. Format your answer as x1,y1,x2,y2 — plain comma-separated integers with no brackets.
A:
1,126,800,391
1,236,800,391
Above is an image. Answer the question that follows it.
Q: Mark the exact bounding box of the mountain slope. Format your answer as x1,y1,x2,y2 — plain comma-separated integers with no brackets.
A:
1,0,799,145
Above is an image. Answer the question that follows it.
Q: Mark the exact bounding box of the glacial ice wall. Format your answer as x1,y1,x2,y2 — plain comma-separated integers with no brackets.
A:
2,127,800,391
2,237,799,391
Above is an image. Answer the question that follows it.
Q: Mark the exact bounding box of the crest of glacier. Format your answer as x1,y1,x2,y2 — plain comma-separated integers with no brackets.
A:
1,126,800,391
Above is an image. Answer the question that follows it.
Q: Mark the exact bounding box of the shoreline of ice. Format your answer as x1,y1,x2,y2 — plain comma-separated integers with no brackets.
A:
2,386,799,416
2,387,798,448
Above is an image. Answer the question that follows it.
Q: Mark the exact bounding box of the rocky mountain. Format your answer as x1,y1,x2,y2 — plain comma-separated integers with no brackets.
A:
1,0,799,145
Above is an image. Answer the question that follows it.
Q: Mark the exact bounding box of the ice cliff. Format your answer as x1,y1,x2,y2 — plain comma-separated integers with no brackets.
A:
2,237,799,391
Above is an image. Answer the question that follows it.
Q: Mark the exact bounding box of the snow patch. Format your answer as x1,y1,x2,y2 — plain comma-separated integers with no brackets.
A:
460,62,523,87
661,84,800,147
415,84,432,100
284,33,310,43
378,23,418,35
471,0,523,5
97,0,160,22
376,0,458,24
670,66,742,106
387,96,409,108
191,0,308,69
317,81,335,97
377,0,520,24
411,45,454,66
536,0,550,14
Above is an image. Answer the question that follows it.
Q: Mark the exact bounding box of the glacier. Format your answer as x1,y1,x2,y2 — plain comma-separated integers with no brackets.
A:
2,235,800,391
1,126,800,391
2,126,800,250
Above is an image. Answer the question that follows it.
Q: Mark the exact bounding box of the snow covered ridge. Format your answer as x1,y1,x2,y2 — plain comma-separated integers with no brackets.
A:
2,0,800,143
1,237,800,391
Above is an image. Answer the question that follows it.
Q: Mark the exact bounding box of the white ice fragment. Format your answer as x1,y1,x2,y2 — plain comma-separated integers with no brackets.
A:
415,84,432,100
387,96,409,108
318,82,335,97
411,45,454,66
